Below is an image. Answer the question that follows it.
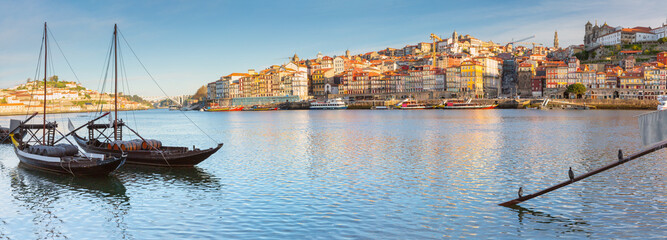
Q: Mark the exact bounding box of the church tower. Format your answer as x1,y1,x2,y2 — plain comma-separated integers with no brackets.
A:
345,49,350,58
292,53,299,62
452,30,459,42
554,30,559,49
585,21,593,46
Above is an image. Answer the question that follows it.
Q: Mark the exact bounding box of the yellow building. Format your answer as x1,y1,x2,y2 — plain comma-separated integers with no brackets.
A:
460,60,484,98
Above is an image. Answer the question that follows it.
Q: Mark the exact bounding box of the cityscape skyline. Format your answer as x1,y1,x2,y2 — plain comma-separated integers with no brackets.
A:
1,0,666,96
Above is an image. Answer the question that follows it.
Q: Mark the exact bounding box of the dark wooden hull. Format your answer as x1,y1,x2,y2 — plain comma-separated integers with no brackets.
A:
73,133,223,167
14,147,126,176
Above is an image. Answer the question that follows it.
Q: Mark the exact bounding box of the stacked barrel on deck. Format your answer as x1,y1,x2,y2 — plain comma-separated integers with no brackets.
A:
106,139,162,151
26,144,79,157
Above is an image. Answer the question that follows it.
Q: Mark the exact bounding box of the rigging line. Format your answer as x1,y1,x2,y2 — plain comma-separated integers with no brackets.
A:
96,35,114,119
117,41,139,135
121,51,137,136
96,35,114,120
117,29,219,144
26,35,45,117
119,45,132,137
46,27,81,84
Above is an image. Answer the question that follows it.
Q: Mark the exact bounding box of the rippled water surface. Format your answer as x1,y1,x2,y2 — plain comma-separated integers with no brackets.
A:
0,109,665,239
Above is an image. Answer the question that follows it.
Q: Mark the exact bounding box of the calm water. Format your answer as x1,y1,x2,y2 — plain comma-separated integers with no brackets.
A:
0,109,665,239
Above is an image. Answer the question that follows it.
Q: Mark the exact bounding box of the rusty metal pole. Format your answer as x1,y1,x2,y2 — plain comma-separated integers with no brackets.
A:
499,138,667,207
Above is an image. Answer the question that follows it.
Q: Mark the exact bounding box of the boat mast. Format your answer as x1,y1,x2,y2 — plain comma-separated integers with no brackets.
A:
43,22,47,145
114,24,118,141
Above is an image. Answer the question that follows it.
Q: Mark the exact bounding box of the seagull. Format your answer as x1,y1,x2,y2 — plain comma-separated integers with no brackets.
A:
518,187,523,198
618,149,623,161
568,167,575,182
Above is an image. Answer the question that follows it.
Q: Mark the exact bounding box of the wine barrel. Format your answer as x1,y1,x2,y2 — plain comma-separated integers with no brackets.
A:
121,141,139,151
141,139,162,150
45,146,66,157
112,141,121,150
55,144,78,156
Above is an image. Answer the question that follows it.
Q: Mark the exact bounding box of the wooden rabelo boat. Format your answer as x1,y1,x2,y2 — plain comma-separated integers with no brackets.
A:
9,23,126,176
71,24,222,167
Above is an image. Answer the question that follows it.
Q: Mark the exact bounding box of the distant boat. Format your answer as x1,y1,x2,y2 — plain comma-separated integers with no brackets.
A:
245,105,278,111
658,95,667,111
441,99,496,109
207,106,244,112
396,98,426,109
371,106,390,110
310,98,347,110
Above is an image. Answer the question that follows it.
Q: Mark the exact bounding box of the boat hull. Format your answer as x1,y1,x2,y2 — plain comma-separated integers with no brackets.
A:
73,133,222,167
309,106,348,110
442,105,497,109
14,147,125,176
207,107,243,112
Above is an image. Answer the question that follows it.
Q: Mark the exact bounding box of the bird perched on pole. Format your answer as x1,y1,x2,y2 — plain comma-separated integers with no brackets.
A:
518,187,523,198
568,167,575,182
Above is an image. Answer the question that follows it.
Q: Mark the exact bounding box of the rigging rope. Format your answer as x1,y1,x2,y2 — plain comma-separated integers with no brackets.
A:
25,34,45,118
117,29,218,144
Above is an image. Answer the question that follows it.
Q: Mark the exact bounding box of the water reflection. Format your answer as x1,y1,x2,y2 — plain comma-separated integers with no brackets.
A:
509,205,590,236
9,167,130,239
116,165,223,190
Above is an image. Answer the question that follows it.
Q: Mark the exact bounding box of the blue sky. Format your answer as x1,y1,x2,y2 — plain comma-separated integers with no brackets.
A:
1,0,666,96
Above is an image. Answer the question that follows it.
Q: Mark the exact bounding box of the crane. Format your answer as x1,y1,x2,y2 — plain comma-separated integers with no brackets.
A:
505,35,535,52
430,33,443,67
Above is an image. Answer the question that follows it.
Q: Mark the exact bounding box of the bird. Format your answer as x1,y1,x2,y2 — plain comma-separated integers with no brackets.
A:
618,149,623,162
518,187,523,198
568,167,575,182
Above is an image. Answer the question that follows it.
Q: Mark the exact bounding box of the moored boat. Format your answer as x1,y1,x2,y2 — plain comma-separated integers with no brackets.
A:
396,99,426,109
657,95,667,111
9,23,126,176
310,98,348,110
207,106,244,112
440,99,497,109
245,105,278,111
71,24,222,167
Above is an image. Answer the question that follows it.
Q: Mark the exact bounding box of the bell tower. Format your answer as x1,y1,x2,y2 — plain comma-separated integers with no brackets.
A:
554,30,559,49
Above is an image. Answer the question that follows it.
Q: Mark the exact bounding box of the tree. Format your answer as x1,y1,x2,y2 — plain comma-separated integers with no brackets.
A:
193,85,207,100
566,83,586,98
48,75,59,82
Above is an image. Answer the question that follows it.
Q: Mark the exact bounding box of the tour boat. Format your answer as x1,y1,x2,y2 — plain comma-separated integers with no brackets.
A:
245,105,278,111
207,106,244,112
396,99,426,109
71,24,222,167
9,23,126,176
657,95,667,111
441,99,497,109
310,98,348,110
371,106,390,110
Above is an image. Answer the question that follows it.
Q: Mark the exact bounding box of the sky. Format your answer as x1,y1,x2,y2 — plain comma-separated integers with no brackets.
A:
1,0,666,97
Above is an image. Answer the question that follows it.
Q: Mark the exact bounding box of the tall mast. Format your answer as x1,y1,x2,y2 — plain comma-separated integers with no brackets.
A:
114,24,118,141
43,22,47,145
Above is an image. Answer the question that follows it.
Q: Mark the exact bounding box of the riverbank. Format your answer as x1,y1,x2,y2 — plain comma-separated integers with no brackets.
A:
0,107,152,117
272,98,659,110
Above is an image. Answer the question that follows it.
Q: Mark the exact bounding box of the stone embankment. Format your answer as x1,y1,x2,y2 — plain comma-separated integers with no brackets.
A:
254,98,659,110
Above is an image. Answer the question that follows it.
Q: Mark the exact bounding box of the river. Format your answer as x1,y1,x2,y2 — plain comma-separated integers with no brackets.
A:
0,109,665,239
